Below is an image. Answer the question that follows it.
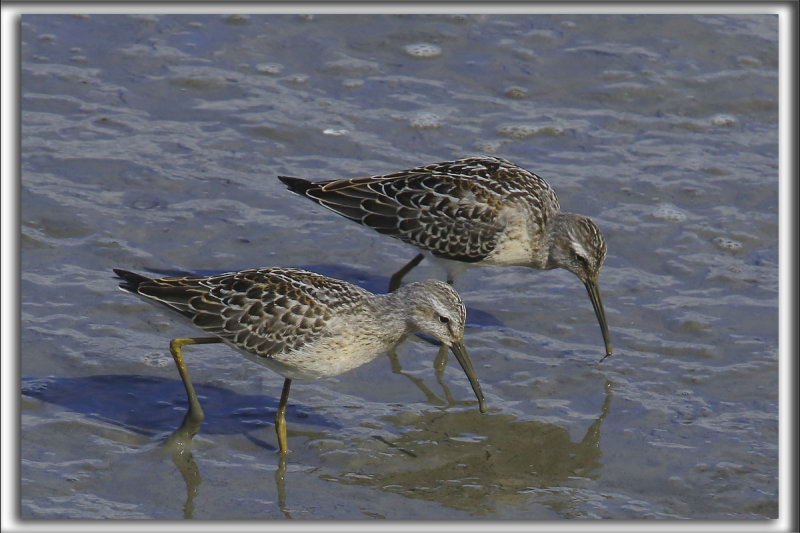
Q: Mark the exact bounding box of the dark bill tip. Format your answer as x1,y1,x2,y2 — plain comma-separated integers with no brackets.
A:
584,279,612,359
449,340,486,413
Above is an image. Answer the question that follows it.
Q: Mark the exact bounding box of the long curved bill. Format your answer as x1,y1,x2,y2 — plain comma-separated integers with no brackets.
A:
584,278,613,361
450,340,487,413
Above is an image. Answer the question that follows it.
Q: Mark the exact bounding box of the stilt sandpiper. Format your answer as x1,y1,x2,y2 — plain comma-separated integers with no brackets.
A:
113,267,486,454
278,156,612,359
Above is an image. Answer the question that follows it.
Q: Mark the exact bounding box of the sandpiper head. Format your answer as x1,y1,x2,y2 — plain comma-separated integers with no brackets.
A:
547,214,606,283
404,280,486,413
408,280,467,346
548,214,613,358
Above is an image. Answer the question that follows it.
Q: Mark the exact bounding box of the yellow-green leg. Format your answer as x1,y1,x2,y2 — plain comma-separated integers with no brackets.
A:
169,337,222,431
388,253,425,292
275,378,292,454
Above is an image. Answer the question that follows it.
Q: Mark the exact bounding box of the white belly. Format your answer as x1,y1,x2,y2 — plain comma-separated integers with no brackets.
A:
233,326,395,382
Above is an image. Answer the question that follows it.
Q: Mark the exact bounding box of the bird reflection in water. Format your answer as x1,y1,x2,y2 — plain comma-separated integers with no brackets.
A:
166,379,614,518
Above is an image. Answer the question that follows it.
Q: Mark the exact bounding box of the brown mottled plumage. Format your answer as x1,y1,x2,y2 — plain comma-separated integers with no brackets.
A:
114,267,485,454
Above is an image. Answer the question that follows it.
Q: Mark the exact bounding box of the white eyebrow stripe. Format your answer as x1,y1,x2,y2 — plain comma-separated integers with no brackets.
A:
571,239,589,260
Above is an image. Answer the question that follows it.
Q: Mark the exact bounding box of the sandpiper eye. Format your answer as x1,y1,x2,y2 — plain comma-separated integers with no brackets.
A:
439,315,450,324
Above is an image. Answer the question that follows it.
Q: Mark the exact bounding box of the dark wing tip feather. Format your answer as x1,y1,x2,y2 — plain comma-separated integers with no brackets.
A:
278,175,317,196
113,268,151,294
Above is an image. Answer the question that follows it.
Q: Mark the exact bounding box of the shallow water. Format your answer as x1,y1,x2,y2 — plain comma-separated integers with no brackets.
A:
19,13,779,520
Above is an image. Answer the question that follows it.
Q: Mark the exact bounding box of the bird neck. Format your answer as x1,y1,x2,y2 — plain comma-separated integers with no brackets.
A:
543,213,573,271
368,290,418,343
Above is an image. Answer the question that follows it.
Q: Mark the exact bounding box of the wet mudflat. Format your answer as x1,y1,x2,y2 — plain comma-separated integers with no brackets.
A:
19,13,779,520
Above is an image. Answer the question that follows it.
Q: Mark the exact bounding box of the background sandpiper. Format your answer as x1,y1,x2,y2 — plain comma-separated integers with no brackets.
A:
279,156,612,358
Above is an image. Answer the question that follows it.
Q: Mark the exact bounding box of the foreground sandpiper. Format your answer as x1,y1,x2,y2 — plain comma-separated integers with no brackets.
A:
114,267,486,454
278,156,612,359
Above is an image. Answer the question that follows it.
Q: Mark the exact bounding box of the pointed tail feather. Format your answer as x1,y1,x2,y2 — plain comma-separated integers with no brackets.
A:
278,175,316,196
113,268,151,294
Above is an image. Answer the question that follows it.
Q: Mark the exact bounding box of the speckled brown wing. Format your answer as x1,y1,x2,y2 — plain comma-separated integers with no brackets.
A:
279,156,560,263
115,267,369,359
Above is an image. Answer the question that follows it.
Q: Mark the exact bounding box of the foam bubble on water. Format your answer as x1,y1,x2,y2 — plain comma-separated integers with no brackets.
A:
652,203,688,222
404,43,442,58
256,63,283,75
504,86,529,99
322,128,349,136
512,47,537,60
713,236,743,251
343,78,364,88
710,114,738,127
409,112,442,129
735,55,761,67
497,124,564,139
143,352,170,368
